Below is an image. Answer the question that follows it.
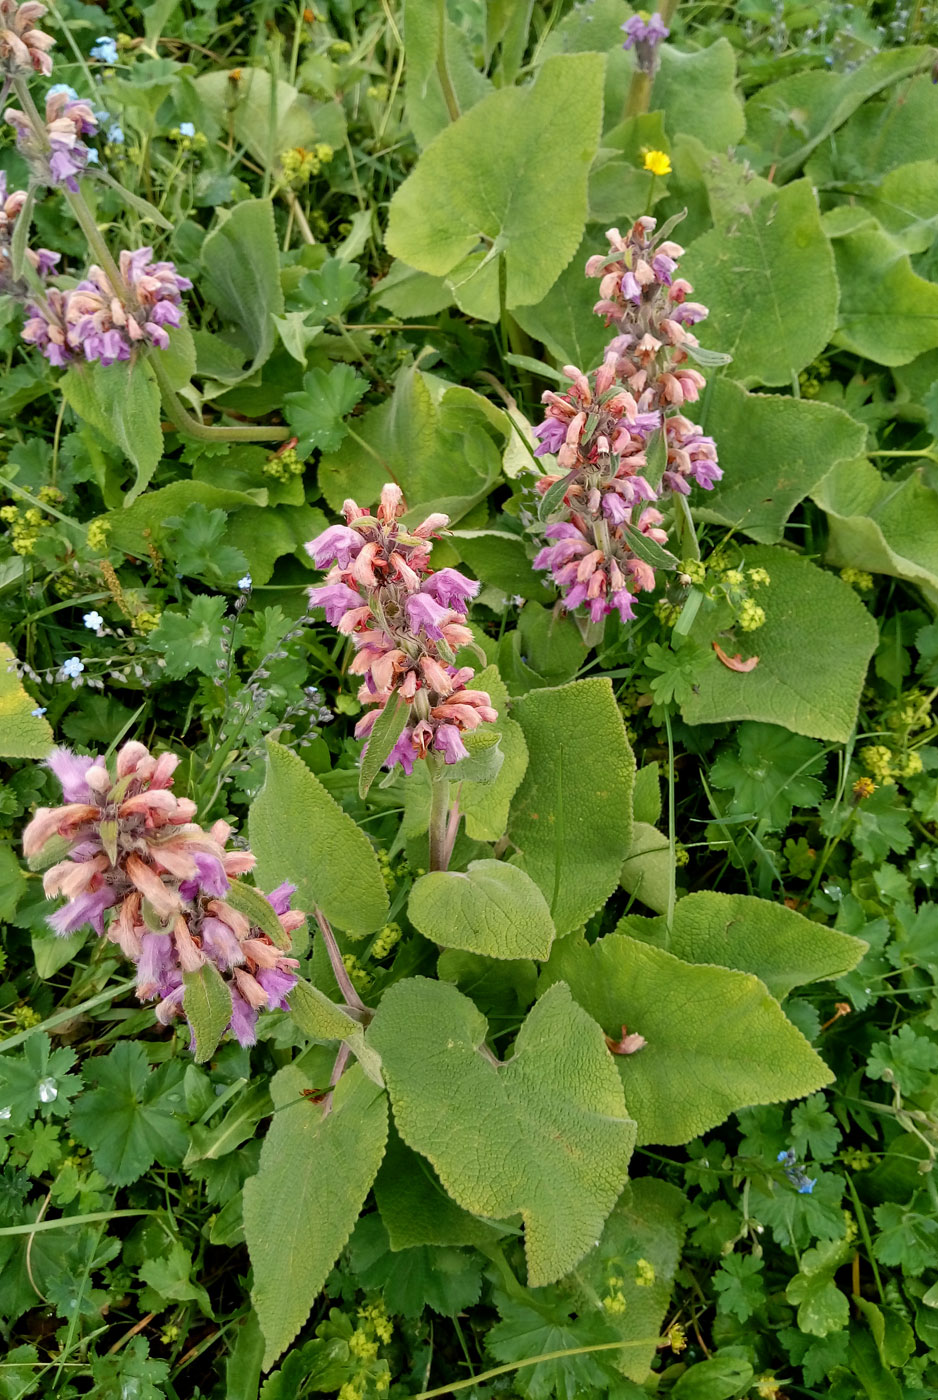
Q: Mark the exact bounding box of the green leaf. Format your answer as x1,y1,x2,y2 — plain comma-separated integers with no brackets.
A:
386,53,605,316
319,367,506,522
183,963,234,1064
570,1177,688,1384
785,1240,852,1336
98,480,265,558
0,643,52,758
194,68,341,171
224,879,292,950
672,1353,755,1400
652,39,745,150
744,47,935,182
824,217,938,366
359,692,410,799
0,1033,79,1126
540,934,833,1145
69,1043,187,1185
813,458,938,598
348,1212,484,1317
680,180,838,387
283,364,367,456
408,860,555,961
633,762,662,826
249,740,388,938
296,257,361,319
374,1127,508,1251
695,380,867,544
139,1240,213,1317
682,545,878,743
619,891,866,1002
512,224,612,369
61,357,163,505
243,1060,389,1369
791,1094,842,1162
446,728,504,785
708,722,826,829
149,595,228,680
873,1195,938,1275
713,1253,766,1323
867,1024,938,1097
619,822,671,916
368,978,636,1285
163,502,249,584
201,199,285,378
454,531,554,603
486,1291,623,1398
288,979,383,1087
509,678,635,936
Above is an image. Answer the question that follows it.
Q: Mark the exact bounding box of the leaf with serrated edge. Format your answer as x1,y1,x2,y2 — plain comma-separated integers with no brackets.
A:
540,934,832,1145
249,740,388,938
244,1061,388,1368
509,678,634,935
617,891,867,1001
183,963,233,1063
368,978,636,1285
408,860,555,960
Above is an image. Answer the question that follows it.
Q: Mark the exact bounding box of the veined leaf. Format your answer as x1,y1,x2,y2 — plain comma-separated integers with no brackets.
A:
359,693,410,798
183,962,233,1064
408,860,555,961
0,643,52,759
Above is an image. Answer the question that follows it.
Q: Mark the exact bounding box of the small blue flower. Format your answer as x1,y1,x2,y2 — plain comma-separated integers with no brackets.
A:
90,36,119,63
61,657,84,679
86,149,100,165
31,706,47,717
237,574,252,590
798,1178,817,1195
776,1150,790,1163
83,610,104,630
107,123,125,144
48,83,79,100
178,121,196,138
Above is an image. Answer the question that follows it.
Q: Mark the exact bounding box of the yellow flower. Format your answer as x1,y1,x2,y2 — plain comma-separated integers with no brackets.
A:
643,149,672,176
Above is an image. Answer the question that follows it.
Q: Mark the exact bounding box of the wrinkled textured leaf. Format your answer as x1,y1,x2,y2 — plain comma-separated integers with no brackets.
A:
244,1061,388,1368
509,678,635,935
0,643,52,758
249,740,388,938
408,860,555,960
183,963,234,1064
814,458,938,601
541,934,833,1145
61,358,163,505
368,978,636,1284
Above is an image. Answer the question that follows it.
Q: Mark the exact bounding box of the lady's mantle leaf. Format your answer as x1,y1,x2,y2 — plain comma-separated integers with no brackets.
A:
69,1043,187,1185
283,364,367,455
243,1061,388,1369
408,860,555,960
368,978,636,1286
540,934,832,1145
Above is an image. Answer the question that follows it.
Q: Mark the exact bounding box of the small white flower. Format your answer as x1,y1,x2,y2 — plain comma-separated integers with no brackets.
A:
83,610,104,630
179,121,196,137
61,657,84,679
237,574,252,590
31,706,47,717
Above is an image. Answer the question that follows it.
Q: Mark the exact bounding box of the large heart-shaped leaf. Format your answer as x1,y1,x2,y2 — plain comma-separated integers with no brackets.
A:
408,860,555,960
368,978,636,1285
541,934,832,1145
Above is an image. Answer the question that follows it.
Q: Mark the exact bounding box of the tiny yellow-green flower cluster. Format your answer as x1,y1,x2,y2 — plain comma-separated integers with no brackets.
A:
654,599,682,628
371,922,401,960
263,446,305,481
798,356,831,399
343,953,373,991
279,143,334,187
681,558,707,585
601,1273,628,1316
133,611,162,634
635,1257,656,1287
11,1003,41,1031
87,517,112,553
840,566,873,592
666,1322,687,1353
861,743,923,785
359,1300,393,1345
884,691,932,735
738,598,766,632
1,503,47,555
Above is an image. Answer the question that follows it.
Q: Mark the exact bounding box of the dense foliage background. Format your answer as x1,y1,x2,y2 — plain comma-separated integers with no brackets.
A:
3,1,938,1397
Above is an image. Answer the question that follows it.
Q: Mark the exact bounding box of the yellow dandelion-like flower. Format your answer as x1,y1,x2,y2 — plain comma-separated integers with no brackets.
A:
643,149,672,176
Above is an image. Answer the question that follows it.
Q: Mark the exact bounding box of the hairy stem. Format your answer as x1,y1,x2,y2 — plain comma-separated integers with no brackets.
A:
149,355,290,443
428,767,452,872
623,0,679,119
435,0,461,123
314,908,367,1013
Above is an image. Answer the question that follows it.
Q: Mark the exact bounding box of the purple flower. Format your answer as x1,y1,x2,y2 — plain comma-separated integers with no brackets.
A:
405,591,452,640
228,990,258,1046
532,416,568,457
307,581,362,625
652,253,677,285
621,12,669,74
200,917,244,970
193,851,229,897
602,493,629,526
611,589,636,623
384,727,416,776
46,747,98,802
137,932,179,998
620,270,642,303
266,882,297,917
433,724,469,765
419,569,479,611
689,457,723,490
305,525,363,570
48,885,116,936
255,965,297,1009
